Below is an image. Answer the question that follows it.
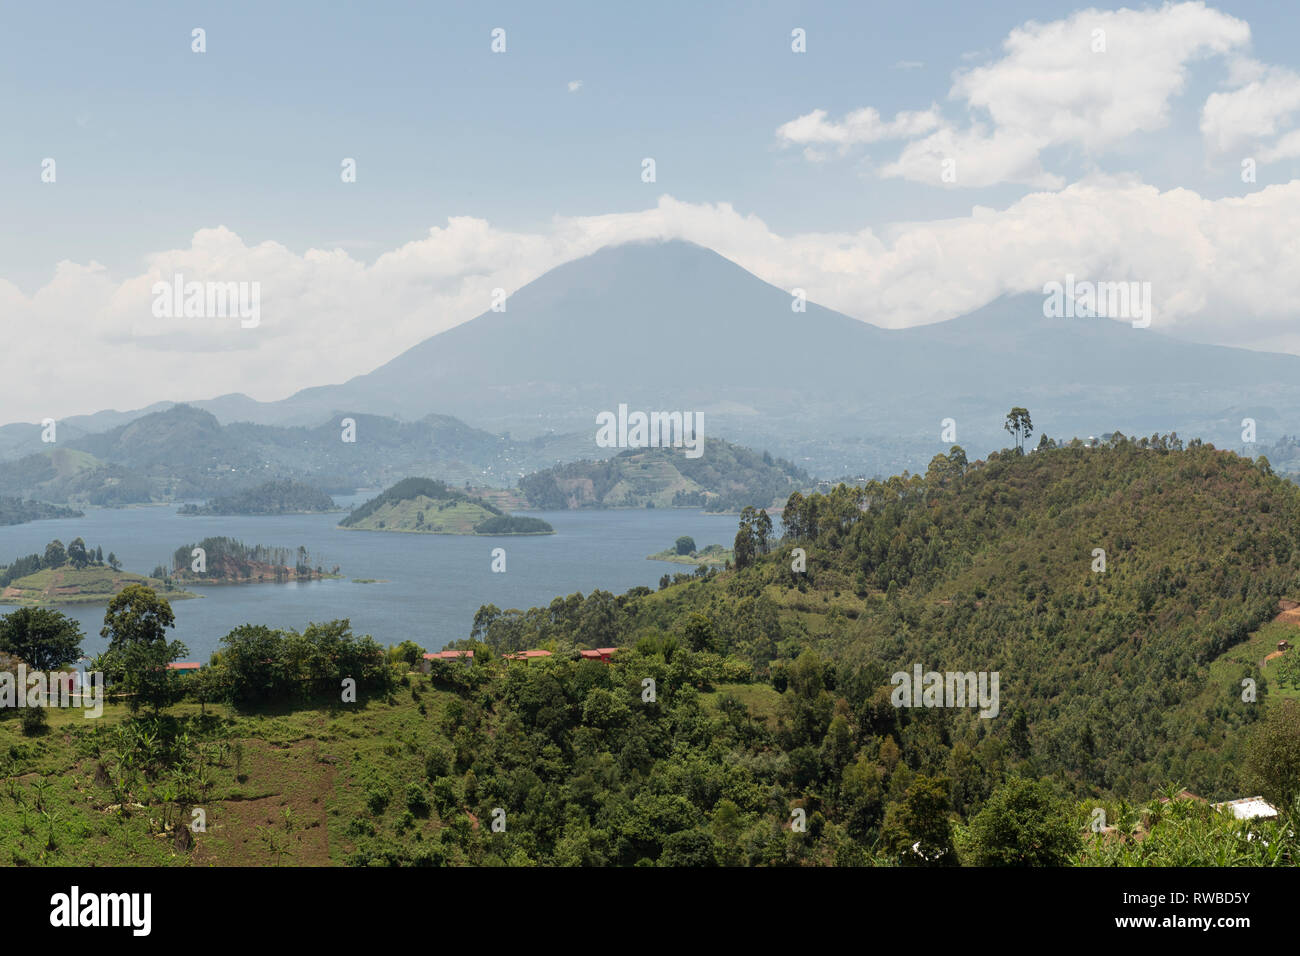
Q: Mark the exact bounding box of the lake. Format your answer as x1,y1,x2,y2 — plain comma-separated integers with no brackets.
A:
0,499,739,663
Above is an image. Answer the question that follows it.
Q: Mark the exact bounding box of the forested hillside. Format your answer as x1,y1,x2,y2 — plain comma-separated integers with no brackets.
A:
0,496,82,526
470,435,1300,805
5,435,1298,868
178,480,337,515
518,438,809,511
341,478,554,535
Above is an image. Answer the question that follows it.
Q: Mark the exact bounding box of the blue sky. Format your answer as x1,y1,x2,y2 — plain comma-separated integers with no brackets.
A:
3,0,1292,287
4,1,1300,420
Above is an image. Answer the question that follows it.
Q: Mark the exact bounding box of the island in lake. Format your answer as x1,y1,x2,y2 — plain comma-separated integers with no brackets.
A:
647,536,733,566
178,479,338,515
516,437,810,511
0,496,83,527
0,536,197,604
168,536,342,584
339,478,554,535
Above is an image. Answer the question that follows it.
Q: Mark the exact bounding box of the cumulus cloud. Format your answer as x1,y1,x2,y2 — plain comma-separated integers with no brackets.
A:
780,2,1253,186
776,106,942,146
6,180,1300,422
1201,60,1300,156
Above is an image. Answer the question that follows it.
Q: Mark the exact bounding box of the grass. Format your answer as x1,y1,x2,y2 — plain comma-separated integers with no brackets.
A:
0,566,199,605
647,544,733,566
339,495,499,534
0,677,454,866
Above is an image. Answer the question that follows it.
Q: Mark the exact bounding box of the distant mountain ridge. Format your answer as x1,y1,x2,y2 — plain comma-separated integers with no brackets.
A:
0,406,591,505
7,239,1300,478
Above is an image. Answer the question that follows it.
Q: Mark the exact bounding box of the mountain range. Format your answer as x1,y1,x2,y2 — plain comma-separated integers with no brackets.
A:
5,239,1300,479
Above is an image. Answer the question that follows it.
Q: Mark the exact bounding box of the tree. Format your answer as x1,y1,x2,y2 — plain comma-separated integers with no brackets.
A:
754,509,773,554
1003,407,1033,453
95,546,103,565
218,624,289,703
0,608,83,670
782,491,806,540
392,640,423,668
107,552,122,572
674,536,696,556
1246,699,1300,810
947,444,968,474
98,584,187,714
967,777,1082,866
1275,649,1300,690
659,828,718,867
67,537,89,570
43,539,67,568
734,507,758,570
681,612,717,652
882,775,958,866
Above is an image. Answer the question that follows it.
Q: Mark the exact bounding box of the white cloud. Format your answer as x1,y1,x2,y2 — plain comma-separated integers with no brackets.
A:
7,180,1300,422
780,2,1253,186
1201,60,1300,154
568,80,583,92
776,106,941,146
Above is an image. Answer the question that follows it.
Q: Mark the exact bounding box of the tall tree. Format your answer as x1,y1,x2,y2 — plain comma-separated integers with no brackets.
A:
1003,407,1033,453
882,775,958,866
43,539,67,568
98,584,186,714
0,608,83,670
733,507,757,570
67,537,89,570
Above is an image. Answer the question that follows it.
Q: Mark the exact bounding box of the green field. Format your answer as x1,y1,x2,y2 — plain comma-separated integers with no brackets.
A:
0,566,199,605
341,495,504,534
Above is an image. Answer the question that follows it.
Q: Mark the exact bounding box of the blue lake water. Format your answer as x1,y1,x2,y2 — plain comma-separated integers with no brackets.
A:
0,499,738,663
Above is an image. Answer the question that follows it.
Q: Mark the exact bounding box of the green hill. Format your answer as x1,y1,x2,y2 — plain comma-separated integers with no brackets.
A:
475,434,1300,803
339,478,553,535
518,437,810,511
0,565,196,605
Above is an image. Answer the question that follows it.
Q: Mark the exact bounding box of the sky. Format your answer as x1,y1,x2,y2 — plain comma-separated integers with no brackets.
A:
3,0,1300,422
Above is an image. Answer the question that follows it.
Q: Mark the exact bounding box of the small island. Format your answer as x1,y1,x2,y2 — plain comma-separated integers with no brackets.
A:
0,496,83,527
168,536,342,584
178,479,338,516
647,536,733,566
0,537,198,605
340,478,554,535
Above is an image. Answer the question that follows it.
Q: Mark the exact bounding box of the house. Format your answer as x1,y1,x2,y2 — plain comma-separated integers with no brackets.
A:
503,649,553,663
166,662,202,675
1212,796,1279,820
1158,789,1205,804
579,647,620,662
421,650,473,673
